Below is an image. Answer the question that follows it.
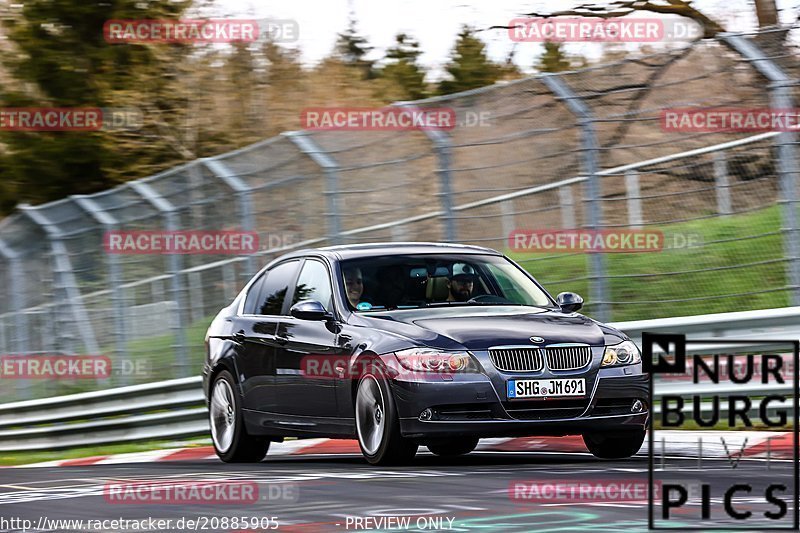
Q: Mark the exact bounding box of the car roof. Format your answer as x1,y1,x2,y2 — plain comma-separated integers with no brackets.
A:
269,242,502,264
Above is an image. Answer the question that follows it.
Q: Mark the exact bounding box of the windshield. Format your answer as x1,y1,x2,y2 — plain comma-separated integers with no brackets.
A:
339,254,554,311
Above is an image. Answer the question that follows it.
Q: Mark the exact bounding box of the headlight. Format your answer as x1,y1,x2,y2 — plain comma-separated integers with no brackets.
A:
602,340,641,367
394,348,478,373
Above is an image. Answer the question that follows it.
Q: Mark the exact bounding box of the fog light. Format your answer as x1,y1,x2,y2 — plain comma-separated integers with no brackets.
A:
631,400,644,413
419,408,433,421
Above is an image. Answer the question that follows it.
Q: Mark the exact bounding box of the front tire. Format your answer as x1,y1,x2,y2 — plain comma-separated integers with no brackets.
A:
583,429,646,459
210,370,270,463
355,365,418,465
426,437,479,457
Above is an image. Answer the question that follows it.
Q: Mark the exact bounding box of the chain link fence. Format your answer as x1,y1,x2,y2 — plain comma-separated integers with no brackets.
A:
0,27,798,400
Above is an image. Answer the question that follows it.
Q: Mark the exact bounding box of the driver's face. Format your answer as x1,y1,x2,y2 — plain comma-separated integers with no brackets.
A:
448,278,473,301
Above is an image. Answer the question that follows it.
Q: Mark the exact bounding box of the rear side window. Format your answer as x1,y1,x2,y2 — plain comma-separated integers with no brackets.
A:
256,260,299,316
293,259,334,311
243,273,267,314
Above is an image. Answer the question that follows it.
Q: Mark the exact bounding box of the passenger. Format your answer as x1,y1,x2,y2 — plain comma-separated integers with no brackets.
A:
343,266,366,307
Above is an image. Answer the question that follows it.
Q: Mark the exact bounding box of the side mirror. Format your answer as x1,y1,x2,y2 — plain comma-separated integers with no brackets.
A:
290,300,331,321
556,292,584,313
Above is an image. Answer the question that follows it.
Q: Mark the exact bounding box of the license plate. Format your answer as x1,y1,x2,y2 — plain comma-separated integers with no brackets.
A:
507,378,586,399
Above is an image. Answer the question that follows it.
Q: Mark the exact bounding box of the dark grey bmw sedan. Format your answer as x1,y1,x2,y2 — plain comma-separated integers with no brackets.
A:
203,243,648,465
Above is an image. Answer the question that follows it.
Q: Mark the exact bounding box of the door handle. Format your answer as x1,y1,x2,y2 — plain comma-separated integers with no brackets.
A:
275,335,288,346
339,334,353,350
233,330,246,342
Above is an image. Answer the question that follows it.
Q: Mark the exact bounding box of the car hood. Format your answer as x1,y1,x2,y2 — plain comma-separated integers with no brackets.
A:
355,306,611,351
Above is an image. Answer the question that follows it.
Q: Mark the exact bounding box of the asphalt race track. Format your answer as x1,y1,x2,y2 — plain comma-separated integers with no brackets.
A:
0,450,794,532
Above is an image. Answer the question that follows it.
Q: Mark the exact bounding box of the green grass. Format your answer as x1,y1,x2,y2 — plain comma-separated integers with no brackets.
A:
0,437,211,466
509,206,786,321
0,316,215,401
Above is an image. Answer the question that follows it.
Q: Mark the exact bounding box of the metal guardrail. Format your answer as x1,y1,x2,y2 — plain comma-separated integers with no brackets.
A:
0,308,797,452
0,377,205,452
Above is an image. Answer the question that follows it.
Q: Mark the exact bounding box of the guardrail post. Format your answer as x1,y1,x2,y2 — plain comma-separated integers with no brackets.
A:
202,159,257,279
542,74,610,321
71,195,130,386
625,171,643,229
723,34,800,306
128,182,189,377
0,239,30,399
19,205,100,356
284,132,344,245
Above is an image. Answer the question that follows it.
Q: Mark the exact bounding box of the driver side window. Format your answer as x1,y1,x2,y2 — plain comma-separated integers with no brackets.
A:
293,259,334,311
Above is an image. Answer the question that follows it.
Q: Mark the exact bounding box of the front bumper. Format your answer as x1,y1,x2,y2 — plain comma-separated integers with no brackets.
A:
392,371,649,439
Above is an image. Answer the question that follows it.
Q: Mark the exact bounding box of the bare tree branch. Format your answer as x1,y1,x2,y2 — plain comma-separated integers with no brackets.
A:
516,0,725,39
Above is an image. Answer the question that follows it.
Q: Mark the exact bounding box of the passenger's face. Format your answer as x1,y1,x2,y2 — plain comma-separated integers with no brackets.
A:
448,278,473,301
344,269,363,306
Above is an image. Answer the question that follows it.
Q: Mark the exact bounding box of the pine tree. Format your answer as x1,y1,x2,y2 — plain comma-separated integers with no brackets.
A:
380,33,427,101
536,42,572,73
334,17,375,80
0,0,194,210
438,26,502,95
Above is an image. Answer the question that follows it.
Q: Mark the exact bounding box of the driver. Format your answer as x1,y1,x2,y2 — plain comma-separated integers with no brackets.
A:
447,263,478,302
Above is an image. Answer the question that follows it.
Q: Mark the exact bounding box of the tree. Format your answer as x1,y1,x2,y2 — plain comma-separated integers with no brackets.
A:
496,45,524,81
754,0,779,27
513,0,783,39
0,0,194,211
438,26,502,95
379,33,428,101
334,16,375,80
536,42,572,73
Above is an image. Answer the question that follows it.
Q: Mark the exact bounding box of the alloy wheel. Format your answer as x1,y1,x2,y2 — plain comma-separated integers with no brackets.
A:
355,375,386,455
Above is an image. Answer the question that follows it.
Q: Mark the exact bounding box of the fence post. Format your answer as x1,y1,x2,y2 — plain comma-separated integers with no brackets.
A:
188,270,203,323
558,186,576,229
625,171,643,229
542,74,610,321
222,262,236,301
71,195,129,386
128,182,189,377
714,152,732,215
202,159,257,279
285,132,344,245
723,35,800,306
397,104,457,243
19,205,100,356
431,135,458,243
500,200,515,244
0,239,30,399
